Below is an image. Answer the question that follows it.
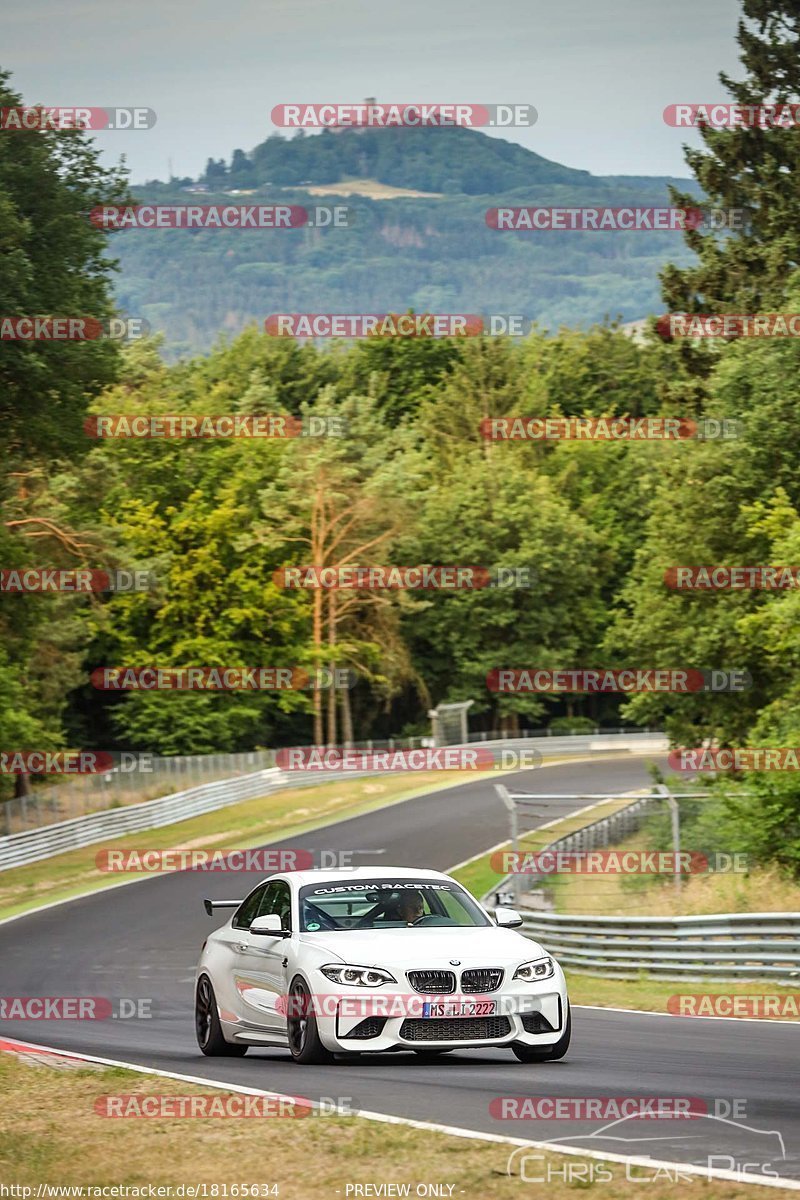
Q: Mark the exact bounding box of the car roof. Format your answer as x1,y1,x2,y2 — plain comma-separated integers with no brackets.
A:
278,866,453,888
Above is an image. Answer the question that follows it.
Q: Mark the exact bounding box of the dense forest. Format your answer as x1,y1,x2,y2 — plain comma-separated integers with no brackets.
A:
3,0,800,875
114,126,701,357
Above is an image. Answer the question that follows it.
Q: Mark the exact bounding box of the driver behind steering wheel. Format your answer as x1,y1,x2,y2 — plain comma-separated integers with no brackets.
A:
397,888,425,925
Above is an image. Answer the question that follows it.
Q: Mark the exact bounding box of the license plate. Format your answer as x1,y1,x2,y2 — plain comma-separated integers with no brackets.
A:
422,1000,497,1018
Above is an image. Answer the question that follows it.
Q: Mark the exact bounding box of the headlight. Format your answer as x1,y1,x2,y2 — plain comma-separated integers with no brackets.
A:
319,964,397,987
513,956,555,982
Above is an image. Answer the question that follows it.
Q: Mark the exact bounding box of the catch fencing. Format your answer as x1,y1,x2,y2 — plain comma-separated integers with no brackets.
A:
0,726,662,835
485,787,800,982
1,750,275,835
0,769,285,872
0,732,667,872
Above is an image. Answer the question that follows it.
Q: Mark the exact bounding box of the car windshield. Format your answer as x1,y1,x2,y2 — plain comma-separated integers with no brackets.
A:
298,878,491,932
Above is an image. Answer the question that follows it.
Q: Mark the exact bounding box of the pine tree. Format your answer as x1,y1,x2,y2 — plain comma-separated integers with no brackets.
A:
661,1,800,316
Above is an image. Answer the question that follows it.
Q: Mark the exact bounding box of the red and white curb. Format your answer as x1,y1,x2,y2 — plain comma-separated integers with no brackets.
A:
0,1035,105,1070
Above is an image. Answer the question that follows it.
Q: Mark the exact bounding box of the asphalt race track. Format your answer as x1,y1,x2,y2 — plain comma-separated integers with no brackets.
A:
1,755,799,1184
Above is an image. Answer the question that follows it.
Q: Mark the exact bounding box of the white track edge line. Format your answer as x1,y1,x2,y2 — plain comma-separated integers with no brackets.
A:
0,1035,797,1192
572,1003,800,1025
447,787,644,871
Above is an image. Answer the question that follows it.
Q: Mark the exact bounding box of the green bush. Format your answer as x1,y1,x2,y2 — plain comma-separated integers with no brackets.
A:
548,716,598,735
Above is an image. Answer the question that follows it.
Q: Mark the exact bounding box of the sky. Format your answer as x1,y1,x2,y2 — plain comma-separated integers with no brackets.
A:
3,0,743,184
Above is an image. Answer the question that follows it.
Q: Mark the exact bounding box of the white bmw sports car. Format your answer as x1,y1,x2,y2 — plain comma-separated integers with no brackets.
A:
195,866,570,1064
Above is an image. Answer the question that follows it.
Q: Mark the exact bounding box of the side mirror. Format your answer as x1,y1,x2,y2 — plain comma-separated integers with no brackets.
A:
250,914,290,937
495,907,523,928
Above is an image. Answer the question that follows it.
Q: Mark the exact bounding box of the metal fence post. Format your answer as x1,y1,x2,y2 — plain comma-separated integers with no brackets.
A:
655,784,681,896
495,784,520,905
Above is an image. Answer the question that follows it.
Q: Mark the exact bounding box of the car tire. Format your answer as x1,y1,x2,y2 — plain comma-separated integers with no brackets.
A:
512,1004,571,1063
195,975,248,1057
287,977,334,1064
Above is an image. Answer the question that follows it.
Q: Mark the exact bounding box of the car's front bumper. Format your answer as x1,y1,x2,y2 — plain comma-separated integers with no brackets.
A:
317,984,568,1052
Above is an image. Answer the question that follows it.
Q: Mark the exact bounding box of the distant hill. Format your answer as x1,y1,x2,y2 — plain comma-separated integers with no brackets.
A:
199,125,596,195
114,127,700,357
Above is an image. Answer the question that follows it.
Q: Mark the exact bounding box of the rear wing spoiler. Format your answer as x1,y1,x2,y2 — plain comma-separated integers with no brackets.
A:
204,898,240,916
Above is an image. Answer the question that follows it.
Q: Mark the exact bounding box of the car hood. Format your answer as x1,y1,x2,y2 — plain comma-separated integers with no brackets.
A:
299,925,544,968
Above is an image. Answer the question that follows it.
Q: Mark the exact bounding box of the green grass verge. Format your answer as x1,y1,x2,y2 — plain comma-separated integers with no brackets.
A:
565,971,800,1017
545,828,800,917
2,1052,795,1196
449,792,641,899
449,794,800,1020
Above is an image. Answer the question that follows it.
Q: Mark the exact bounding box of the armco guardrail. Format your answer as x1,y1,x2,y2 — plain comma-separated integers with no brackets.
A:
0,749,277,835
513,910,800,980
0,769,285,872
0,729,665,836
482,788,800,981
482,732,667,758
0,731,667,873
